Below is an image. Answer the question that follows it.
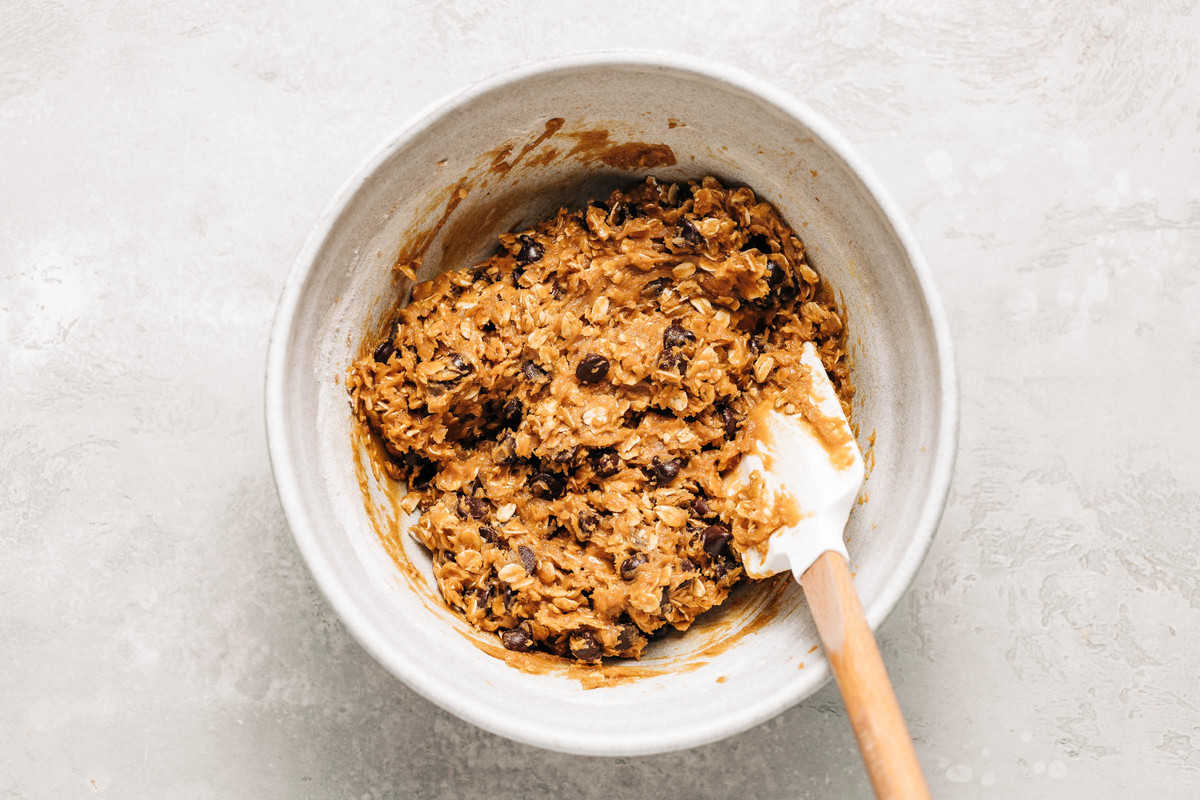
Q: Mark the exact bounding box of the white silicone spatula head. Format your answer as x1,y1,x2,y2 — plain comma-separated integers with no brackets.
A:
733,341,866,579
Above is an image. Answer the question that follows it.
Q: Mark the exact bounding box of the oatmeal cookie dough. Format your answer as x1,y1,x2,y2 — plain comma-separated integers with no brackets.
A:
348,177,851,662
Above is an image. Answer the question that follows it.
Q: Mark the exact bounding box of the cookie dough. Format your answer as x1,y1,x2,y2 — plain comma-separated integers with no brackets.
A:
348,177,851,661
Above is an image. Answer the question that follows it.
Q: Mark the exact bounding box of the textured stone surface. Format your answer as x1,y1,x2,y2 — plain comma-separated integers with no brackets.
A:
2,1,1199,797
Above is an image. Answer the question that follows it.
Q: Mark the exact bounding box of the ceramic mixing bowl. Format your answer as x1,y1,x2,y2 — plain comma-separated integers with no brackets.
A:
266,53,957,756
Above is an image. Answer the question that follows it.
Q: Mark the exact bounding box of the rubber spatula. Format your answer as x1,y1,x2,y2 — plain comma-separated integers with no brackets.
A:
731,341,931,800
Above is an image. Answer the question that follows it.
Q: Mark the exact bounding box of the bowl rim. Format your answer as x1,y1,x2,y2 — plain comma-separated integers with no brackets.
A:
265,50,959,756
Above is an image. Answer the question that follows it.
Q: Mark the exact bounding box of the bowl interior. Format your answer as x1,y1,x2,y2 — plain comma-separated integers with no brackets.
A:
269,60,953,756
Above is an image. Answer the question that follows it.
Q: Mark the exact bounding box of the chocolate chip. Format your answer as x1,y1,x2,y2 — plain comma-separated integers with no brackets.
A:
765,258,786,289
662,321,696,349
413,464,437,490
743,233,771,253
578,512,599,538
620,553,647,580
466,495,491,520
678,218,704,245
405,454,437,489
551,445,584,470
748,336,765,356
702,524,733,558
521,360,549,382
753,258,798,306
690,496,711,517
372,339,395,363
474,583,495,609
516,234,544,264
681,557,698,573
589,448,620,478
575,353,609,384
500,626,534,652
479,525,500,544
568,629,602,661
529,471,565,500
616,623,642,653
650,456,684,486
641,277,672,298
501,398,523,429
719,404,741,440
518,545,538,574
608,202,627,227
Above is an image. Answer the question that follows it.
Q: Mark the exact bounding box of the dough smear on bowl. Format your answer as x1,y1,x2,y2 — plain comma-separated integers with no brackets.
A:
347,177,851,662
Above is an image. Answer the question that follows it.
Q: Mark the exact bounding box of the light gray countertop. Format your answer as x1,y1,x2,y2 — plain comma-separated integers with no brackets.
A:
3,2,1198,797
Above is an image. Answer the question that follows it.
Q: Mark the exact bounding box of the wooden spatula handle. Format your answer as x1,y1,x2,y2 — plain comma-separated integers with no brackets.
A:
800,551,931,800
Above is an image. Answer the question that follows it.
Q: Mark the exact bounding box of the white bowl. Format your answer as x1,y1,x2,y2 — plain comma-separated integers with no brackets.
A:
266,53,957,756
